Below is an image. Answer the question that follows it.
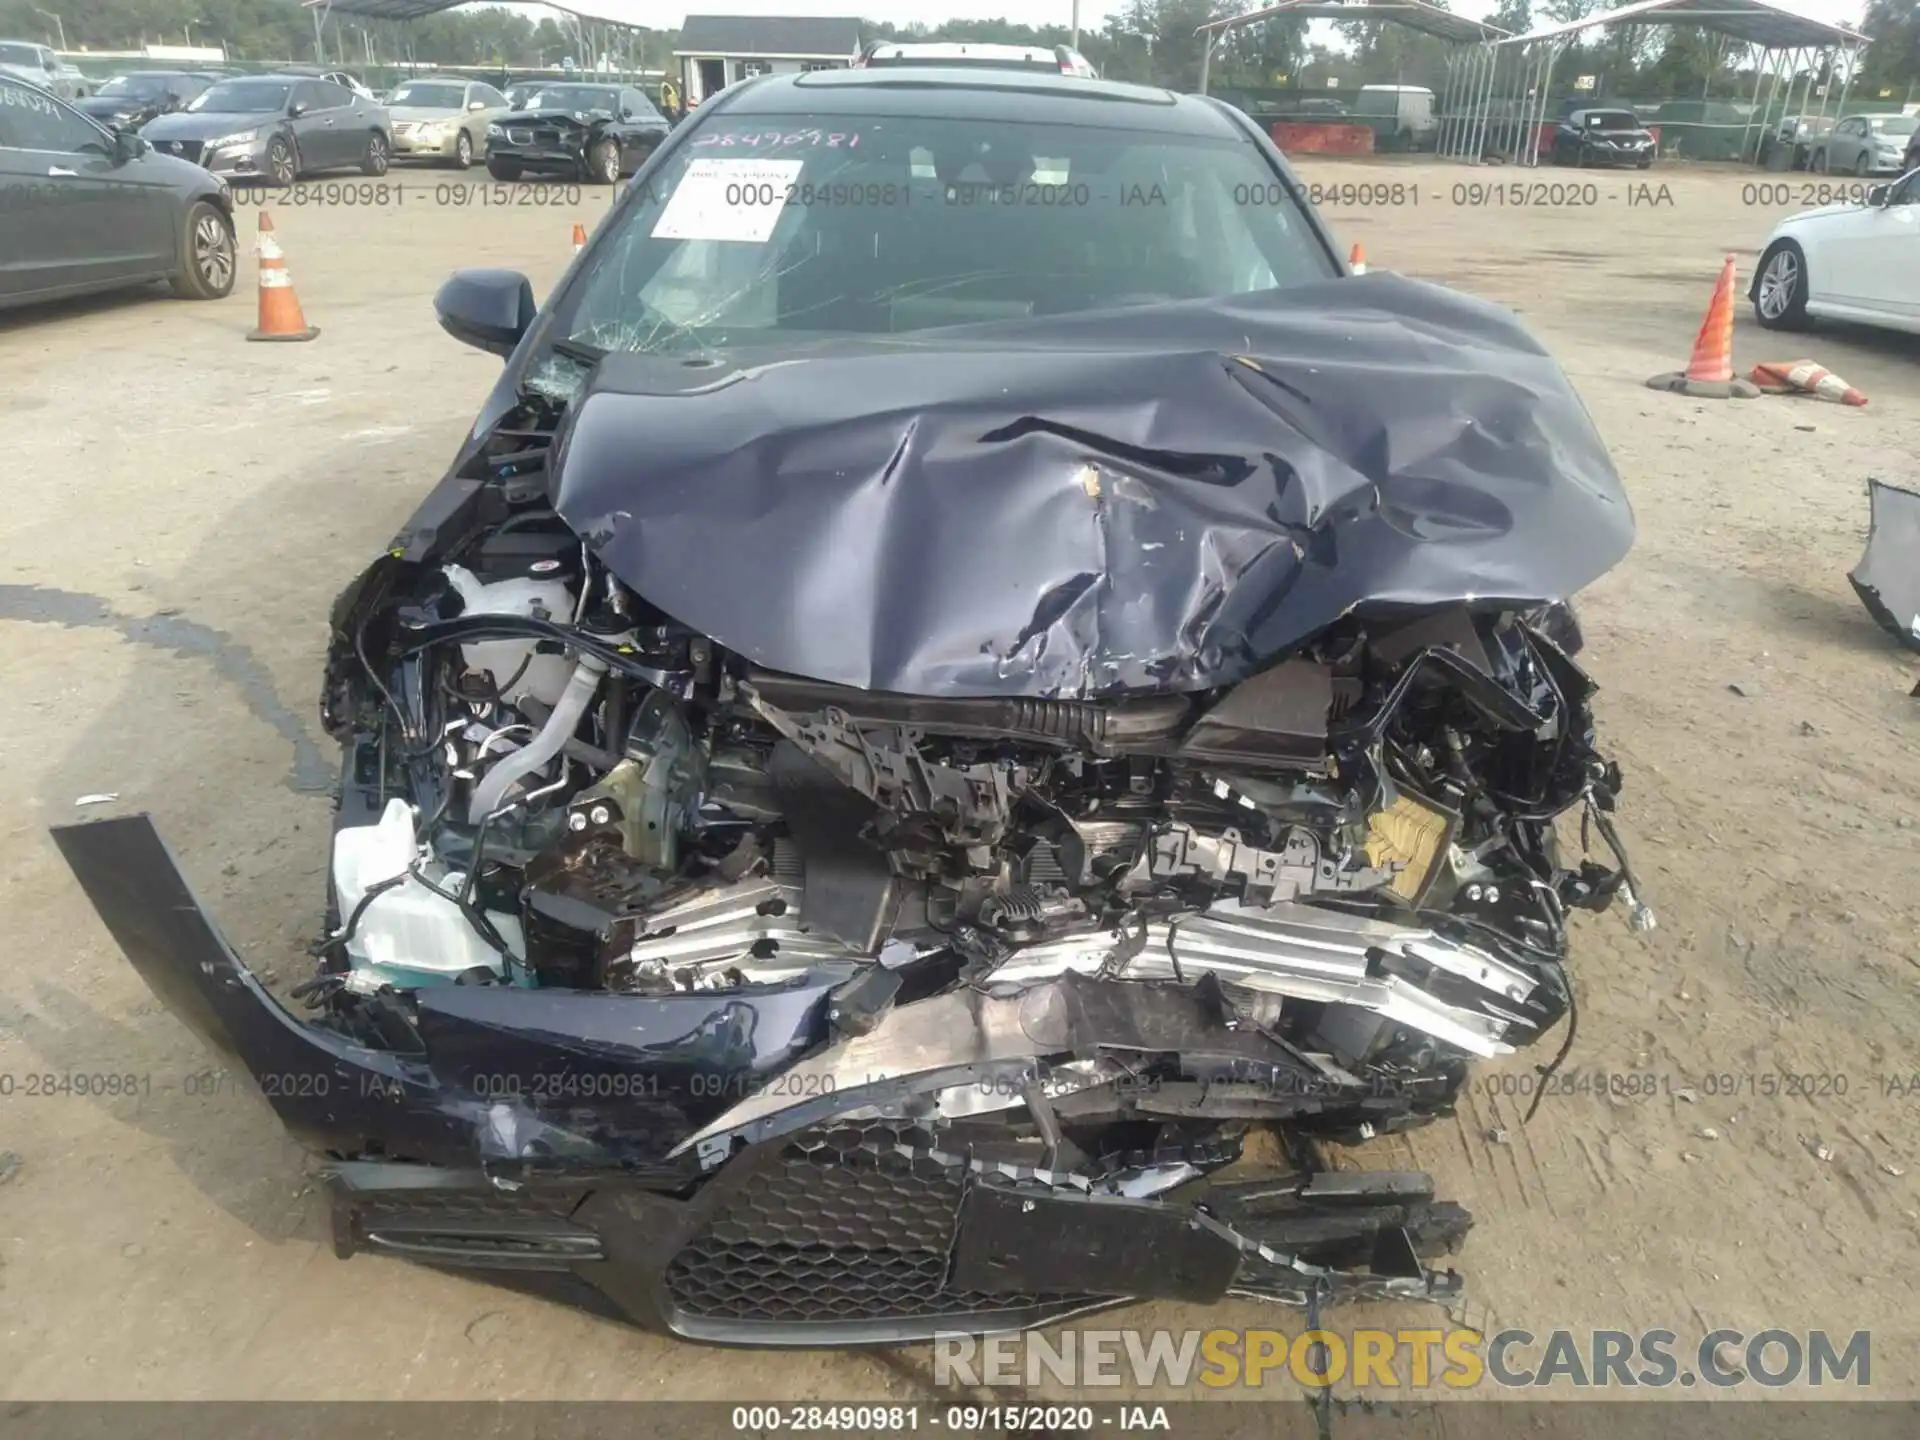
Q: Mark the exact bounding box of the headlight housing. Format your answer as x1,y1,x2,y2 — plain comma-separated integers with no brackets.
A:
486,123,505,139
207,129,261,150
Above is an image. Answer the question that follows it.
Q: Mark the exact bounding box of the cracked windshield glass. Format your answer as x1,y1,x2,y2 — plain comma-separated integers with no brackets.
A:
560,113,1335,356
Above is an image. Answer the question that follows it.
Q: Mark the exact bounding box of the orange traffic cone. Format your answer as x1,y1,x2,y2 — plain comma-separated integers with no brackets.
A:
1646,255,1756,398
572,221,587,254
1348,243,1367,275
246,211,318,343
1750,358,1867,407
1684,255,1737,383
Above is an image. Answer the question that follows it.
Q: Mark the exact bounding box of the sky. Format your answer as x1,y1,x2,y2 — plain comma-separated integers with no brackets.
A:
497,0,1872,30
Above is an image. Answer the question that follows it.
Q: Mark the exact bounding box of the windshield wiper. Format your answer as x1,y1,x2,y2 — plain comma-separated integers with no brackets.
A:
549,337,607,366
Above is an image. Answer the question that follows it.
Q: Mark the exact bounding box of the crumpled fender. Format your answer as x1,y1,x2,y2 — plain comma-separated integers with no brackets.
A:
50,814,843,1174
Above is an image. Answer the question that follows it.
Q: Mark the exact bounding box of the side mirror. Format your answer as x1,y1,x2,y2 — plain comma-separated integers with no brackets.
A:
435,268,537,358
288,101,307,118
1866,183,1890,207
112,129,148,163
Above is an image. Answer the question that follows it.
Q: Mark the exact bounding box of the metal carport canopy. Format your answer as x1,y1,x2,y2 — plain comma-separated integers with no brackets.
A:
302,0,655,23
1492,0,1866,49
1199,0,1511,46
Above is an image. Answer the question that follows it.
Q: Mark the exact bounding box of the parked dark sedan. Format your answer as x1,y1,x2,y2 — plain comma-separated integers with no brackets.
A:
1552,107,1655,168
0,73,236,310
75,71,213,131
484,82,667,184
142,74,391,184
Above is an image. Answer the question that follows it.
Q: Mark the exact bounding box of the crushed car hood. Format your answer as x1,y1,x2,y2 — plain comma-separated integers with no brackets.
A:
547,274,1634,699
503,107,609,126
77,96,156,121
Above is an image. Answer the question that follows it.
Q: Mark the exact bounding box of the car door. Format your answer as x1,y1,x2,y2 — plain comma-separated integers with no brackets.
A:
1828,119,1860,173
0,75,172,299
289,80,346,170
617,87,666,169
466,81,507,135
1845,171,1920,319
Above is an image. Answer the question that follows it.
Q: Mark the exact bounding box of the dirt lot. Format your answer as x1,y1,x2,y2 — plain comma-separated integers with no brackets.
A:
1,159,1917,1412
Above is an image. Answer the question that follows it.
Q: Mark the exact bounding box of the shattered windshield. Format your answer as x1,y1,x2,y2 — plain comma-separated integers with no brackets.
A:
557,114,1334,356
391,81,464,108
188,81,291,113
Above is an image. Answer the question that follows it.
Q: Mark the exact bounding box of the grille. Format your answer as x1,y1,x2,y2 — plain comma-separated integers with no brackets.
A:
507,127,532,144
666,1123,1090,1323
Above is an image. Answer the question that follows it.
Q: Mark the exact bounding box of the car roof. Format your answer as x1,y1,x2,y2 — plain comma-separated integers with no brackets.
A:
868,41,1060,59
714,68,1223,137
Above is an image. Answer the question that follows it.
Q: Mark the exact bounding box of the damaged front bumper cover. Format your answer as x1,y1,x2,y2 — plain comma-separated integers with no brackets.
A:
1851,478,1920,652
55,814,1469,1343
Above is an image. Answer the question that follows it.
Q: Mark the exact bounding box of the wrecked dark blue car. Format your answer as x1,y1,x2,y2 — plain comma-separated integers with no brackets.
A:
55,68,1647,1344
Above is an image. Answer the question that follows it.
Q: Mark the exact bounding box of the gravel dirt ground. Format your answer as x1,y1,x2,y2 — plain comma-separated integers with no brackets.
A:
1,160,1916,1414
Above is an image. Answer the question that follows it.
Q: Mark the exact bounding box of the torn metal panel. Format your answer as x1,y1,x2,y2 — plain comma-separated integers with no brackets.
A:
547,277,1634,699
1850,478,1920,651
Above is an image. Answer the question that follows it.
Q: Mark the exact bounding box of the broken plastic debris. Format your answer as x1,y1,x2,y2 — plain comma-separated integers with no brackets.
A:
74,793,120,807
1849,480,1920,652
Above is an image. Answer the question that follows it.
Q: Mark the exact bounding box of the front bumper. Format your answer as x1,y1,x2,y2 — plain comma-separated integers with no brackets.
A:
392,128,461,158
1581,144,1653,166
202,141,271,177
53,812,1468,1344
488,141,587,173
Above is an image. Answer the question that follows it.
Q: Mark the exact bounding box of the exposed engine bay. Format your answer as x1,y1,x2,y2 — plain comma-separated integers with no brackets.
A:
322,507,1645,1071
53,277,1649,1340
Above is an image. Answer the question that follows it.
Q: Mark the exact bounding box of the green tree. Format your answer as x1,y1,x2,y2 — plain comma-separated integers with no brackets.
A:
1859,0,1920,94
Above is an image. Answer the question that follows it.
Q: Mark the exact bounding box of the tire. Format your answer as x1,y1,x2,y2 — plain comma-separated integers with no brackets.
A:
1637,157,1652,170
1854,151,1871,177
360,131,389,177
588,138,620,186
487,156,523,182
1753,239,1810,331
266,134,297,185
452,130,473,170
1811,149,1828,174
169,200,237,301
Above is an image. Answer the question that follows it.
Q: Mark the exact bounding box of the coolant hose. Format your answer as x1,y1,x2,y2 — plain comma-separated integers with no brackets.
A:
466,654,607,825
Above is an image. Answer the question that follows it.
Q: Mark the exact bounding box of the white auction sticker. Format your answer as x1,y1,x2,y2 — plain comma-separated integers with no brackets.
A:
651,158,807,243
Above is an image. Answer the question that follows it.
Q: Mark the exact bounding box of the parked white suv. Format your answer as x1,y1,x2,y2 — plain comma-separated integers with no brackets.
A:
857,41,1097,78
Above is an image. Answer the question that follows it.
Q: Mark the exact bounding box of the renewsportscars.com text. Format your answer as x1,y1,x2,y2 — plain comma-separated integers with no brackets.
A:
934,1327,1870,1391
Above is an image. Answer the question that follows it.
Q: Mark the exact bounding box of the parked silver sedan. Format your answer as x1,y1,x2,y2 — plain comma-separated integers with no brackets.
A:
386,76,509,169
1813,113,1920,177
